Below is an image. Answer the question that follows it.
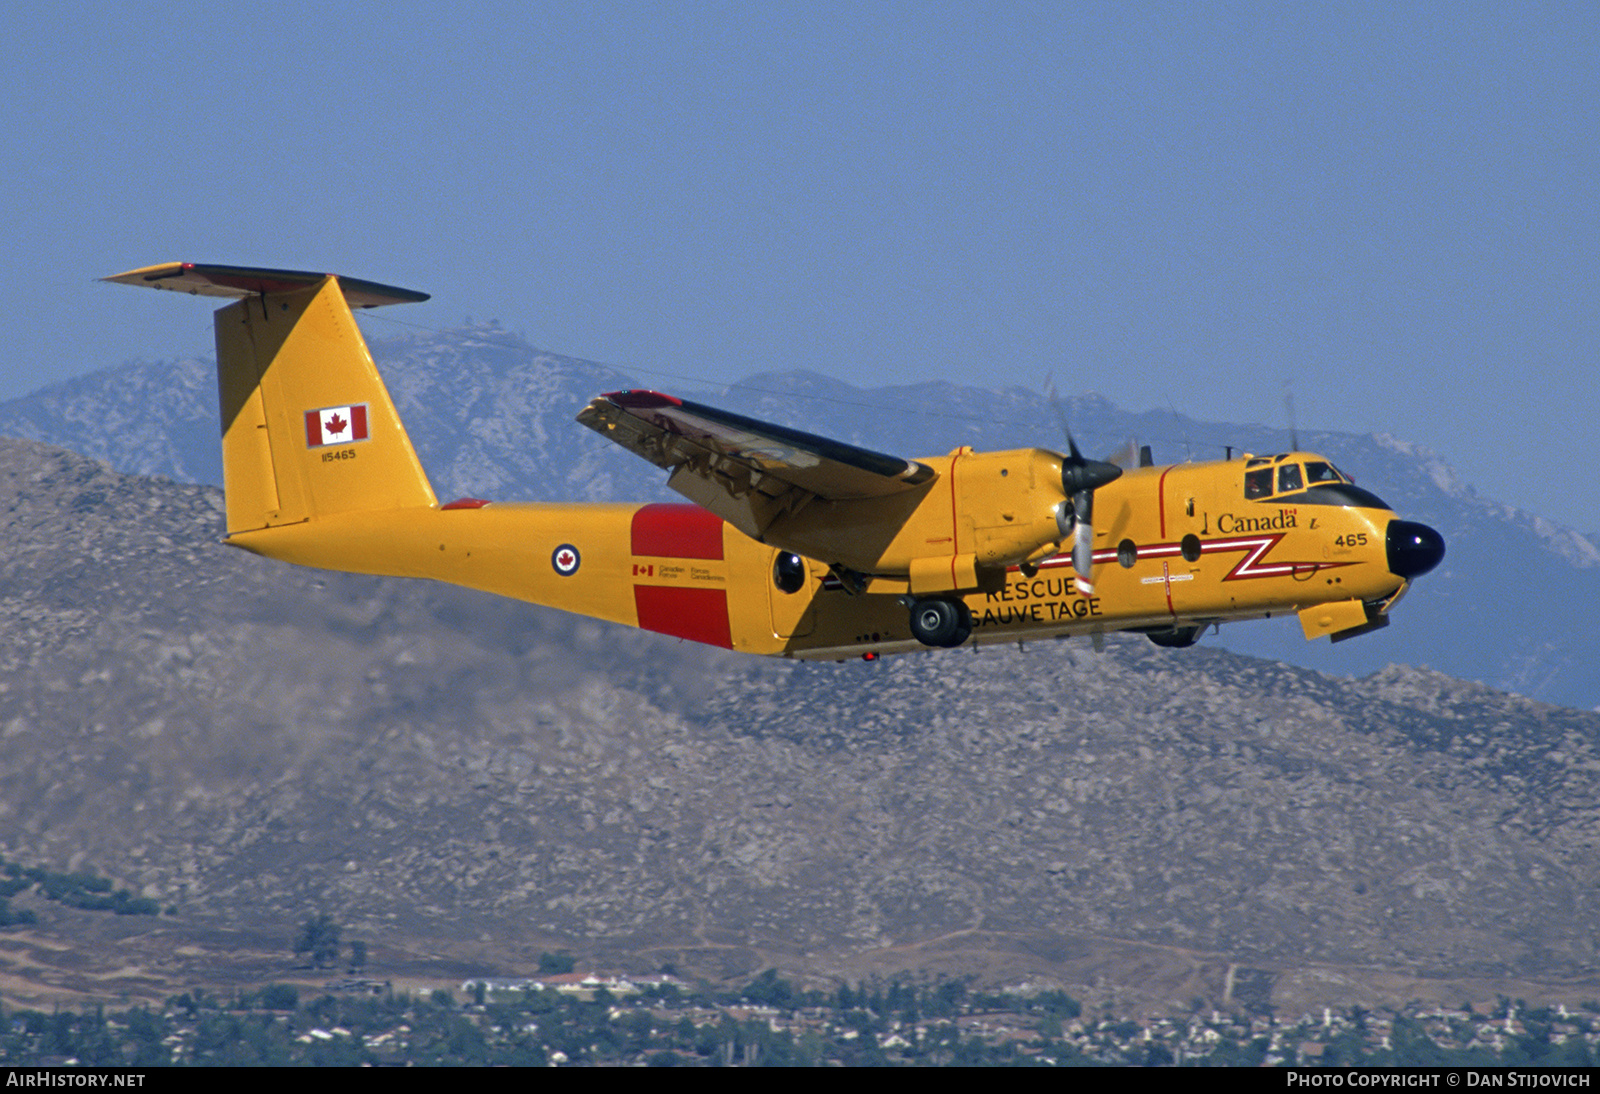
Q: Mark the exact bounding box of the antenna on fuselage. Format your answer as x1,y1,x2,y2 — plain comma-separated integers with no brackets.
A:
1165,400,1195,463
1284,380,1300,451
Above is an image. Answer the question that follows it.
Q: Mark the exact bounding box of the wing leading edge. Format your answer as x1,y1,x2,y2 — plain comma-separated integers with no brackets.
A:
577,390,936,539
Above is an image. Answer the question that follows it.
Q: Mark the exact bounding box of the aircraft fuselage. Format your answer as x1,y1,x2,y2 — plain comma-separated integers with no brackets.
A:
229,448,1433,659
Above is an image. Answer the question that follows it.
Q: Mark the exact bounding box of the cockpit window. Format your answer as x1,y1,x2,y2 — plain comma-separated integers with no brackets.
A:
1243,456,1386,508
1245,457,1350,499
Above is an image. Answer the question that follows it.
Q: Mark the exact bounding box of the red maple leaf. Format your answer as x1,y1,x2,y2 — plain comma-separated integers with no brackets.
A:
325,413,347,435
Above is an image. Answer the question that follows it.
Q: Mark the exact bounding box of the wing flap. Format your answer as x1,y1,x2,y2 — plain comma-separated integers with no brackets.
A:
577,390,936,536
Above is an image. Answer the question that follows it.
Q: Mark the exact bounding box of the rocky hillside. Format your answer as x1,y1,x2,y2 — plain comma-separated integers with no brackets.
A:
3,437,1598,1012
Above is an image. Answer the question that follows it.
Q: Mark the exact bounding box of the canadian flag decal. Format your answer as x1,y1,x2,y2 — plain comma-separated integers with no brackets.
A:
305,404,370,447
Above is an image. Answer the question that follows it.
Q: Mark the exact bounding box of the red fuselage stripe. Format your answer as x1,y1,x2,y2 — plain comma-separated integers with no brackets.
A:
948,452,963,588
1026,533,1349,582
1157,467,1171,539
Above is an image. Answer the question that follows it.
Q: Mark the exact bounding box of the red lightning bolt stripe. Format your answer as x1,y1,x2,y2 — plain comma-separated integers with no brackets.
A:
1028,533,1347,583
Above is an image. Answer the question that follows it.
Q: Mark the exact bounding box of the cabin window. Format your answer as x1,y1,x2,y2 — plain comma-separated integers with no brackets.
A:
1245,468,1273,499
1306,460,1341,484
1277,463,1303,493
772,552,806,594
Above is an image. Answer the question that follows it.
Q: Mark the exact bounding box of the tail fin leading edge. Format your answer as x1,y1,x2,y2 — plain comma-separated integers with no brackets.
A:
105,263,437,534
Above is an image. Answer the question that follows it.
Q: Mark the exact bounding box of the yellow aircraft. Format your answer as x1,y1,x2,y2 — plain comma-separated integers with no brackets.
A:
104,263,1445,659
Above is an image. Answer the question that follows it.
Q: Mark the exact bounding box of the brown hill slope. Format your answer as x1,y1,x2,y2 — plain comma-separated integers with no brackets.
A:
2,437,1597,1013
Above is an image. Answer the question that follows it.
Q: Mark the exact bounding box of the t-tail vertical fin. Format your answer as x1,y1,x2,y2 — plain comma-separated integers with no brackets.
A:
103,264,436,534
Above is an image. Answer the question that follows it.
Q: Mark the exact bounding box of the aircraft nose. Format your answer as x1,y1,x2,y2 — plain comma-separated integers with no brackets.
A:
1387,520,1445,579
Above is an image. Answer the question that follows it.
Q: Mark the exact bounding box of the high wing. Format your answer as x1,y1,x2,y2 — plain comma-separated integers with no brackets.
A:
577,390,936,538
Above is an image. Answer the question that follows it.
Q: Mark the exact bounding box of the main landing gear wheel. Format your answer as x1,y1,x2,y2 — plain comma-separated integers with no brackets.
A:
909,598,973,648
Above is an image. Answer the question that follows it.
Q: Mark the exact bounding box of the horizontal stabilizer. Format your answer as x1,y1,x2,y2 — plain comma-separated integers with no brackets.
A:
102,263,428,309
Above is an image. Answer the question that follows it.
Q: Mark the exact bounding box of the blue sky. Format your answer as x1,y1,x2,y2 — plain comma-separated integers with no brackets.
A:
5,2,1596,531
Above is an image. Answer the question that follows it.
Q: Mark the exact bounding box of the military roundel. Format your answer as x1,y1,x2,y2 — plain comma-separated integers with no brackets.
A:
551,544,581,576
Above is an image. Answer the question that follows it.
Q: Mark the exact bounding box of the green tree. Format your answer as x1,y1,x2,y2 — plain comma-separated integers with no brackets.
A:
294,914,340,969
538,951,575,974
742,968,794,1009
260,983,298,1011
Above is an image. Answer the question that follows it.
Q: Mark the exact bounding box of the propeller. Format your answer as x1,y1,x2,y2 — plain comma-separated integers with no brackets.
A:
1104,437,1140,470
1046,380,1123,594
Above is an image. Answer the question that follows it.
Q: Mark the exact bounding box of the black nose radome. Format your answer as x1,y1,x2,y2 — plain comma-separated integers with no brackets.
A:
1387,520,1445,579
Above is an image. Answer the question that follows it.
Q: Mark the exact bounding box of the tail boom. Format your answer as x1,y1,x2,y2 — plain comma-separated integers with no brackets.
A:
227,502,782,653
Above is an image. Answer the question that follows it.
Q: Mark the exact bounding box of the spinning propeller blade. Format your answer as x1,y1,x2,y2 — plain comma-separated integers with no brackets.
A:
1045,380,1122,593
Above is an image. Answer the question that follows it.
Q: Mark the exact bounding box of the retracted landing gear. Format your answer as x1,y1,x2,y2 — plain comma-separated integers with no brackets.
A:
909,598,973,648
1146,625,1201,649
